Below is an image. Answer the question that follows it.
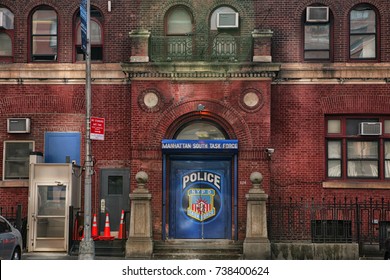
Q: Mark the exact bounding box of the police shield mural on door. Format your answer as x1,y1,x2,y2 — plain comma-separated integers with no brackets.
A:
170,159,232,239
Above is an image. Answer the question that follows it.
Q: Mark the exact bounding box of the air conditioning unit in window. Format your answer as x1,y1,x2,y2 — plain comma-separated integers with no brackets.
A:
7,118,31,133
359,122,382,136
217,12,239,28
306,6,329,22
0,10,14,29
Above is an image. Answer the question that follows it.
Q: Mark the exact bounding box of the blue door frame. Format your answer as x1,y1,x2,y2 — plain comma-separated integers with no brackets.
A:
162,140,238,240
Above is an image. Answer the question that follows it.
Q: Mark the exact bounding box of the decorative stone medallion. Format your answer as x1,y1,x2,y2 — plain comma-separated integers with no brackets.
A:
138,89,163,112
239,88,264,112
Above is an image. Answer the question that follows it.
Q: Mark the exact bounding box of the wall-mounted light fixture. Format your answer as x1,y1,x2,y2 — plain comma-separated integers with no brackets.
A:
197,104,205,112
265,148,275,157
108,1,112,12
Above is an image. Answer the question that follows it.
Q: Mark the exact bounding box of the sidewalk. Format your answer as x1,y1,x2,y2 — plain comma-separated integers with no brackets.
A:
22,252,125,260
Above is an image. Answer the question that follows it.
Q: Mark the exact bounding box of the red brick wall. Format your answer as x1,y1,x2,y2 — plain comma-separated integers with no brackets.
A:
254,0,390,63
0,83,131,215
129,79,272,239
0,0,139,63
1,0,390,242
2,1,390,63
271,83,390,201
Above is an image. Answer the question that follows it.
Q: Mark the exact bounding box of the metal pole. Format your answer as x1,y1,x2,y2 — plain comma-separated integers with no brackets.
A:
79,0,95,259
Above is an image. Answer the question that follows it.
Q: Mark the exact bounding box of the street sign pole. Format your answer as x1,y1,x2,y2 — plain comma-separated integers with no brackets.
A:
79,0,95,260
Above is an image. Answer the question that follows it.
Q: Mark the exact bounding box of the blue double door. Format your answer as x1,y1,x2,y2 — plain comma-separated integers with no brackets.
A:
169,157,232,239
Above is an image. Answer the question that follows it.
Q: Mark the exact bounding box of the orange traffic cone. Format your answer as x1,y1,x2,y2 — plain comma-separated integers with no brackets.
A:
99,213,115,240
91,214,98,239
118,210,125,239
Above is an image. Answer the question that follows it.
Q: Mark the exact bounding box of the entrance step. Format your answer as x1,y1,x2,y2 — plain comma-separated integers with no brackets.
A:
69,239,125,257
152,240,243,260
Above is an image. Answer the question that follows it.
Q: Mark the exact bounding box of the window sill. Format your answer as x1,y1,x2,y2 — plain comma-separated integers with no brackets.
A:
323,181,390,189
0,180,29,188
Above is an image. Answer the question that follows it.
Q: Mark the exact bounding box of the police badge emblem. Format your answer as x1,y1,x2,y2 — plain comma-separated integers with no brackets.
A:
186,188,216,222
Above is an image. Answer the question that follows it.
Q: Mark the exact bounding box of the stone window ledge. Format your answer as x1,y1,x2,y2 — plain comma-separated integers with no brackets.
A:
323,181,390,189
0,180,29,188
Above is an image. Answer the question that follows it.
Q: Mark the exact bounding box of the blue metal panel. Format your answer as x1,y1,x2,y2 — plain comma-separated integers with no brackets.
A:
44,132,81,165
169,157,232,239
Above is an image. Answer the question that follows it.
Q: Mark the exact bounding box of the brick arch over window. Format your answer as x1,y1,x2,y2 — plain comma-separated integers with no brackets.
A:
151,99,253,147
320,95,390,114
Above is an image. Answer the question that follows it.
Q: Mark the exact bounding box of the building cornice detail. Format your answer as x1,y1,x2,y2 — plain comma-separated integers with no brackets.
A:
275,63,390,84
1,62,389,84
121,62,280,80
0,63,127,84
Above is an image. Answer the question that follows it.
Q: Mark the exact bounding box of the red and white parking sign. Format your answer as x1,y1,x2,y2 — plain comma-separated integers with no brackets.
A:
90,117,105,140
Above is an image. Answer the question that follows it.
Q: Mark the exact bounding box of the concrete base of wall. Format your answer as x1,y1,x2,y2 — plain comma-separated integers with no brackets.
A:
125,237,153,259
271,243,359,260
243,238,271,259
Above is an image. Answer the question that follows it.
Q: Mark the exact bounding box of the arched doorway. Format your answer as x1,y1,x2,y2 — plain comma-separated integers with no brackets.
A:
162,120,238,240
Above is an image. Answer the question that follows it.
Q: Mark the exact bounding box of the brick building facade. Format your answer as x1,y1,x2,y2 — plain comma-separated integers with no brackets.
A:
1,0,390,259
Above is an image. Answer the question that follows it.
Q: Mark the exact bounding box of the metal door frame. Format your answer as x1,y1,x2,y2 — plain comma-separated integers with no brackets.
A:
29,182,69,252
99,168,130,235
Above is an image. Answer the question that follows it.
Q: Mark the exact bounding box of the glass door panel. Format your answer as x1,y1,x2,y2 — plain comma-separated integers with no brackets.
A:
34,185,67,250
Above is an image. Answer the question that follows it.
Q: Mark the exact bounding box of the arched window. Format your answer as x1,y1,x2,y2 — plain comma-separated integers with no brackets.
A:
0,7,14,60
210,6,236,31
209,6,240,61
174,121,228,140
303,6,331,60
0,33,12,56
75,7,103,61
166,6,192,35
164,6,193,60
31,6,57,61
349,4,377,60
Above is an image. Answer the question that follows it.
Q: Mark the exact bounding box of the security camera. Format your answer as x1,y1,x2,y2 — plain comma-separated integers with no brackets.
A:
265,148,275,154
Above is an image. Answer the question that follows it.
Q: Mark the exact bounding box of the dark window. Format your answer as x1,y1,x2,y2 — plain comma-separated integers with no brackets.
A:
0,8,14,62
75,7,103,61
304,7,331,60
108,176,123,195
31,7,57,61
3,141,34,179
174,120,228,140
326,117,390,180
350,4,377,60
0,33,12,56
0,218,11,233
311,220,352,243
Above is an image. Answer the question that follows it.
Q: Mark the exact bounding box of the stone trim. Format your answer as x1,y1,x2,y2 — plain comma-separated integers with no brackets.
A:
323,181,390,190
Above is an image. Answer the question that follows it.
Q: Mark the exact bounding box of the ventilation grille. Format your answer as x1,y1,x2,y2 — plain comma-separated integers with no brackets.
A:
306,6,329,22
7,118,31,133
359,122,382,136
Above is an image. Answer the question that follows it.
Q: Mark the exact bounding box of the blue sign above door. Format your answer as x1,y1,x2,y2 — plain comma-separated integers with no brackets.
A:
162,139,238,153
